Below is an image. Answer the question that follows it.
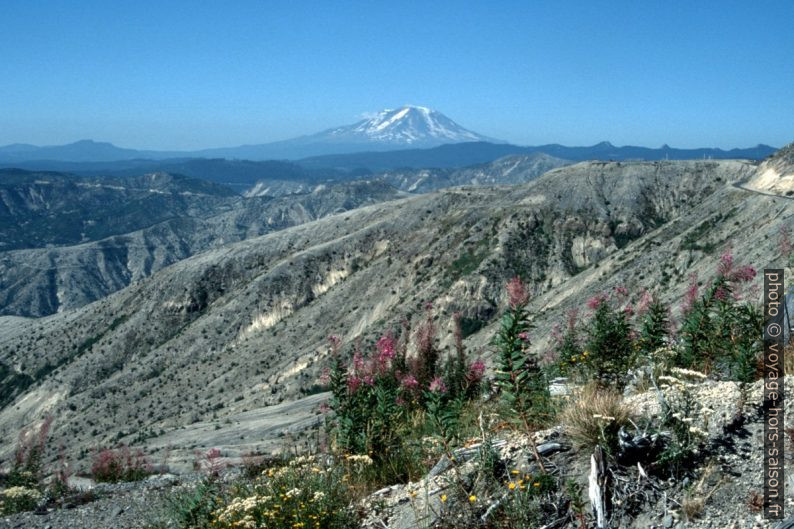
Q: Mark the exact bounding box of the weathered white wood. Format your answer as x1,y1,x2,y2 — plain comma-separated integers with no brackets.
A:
589,445,608,528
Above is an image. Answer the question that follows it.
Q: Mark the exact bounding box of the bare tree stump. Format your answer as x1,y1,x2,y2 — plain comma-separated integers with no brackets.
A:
589,445,608,528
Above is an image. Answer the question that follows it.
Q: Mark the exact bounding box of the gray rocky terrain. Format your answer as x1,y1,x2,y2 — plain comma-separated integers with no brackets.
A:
0,157,781,461
0,178,403,316
243,153,571,197
372,153,569,193
1,147,793,528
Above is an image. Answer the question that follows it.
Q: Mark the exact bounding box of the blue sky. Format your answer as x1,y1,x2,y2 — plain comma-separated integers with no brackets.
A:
1,1,792,150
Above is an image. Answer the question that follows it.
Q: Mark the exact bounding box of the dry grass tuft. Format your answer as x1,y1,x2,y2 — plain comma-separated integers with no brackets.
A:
681,462,723,521
560,382,632,451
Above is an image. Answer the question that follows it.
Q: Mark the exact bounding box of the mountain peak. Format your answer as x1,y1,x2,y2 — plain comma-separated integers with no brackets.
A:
310,106,497,147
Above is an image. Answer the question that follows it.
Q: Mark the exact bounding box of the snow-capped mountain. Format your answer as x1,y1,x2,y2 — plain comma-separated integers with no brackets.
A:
313,105,496,147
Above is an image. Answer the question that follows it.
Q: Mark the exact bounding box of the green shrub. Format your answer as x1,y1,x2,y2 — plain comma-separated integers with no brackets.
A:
156,479,222,529
0,486,42,515
676,252,761,382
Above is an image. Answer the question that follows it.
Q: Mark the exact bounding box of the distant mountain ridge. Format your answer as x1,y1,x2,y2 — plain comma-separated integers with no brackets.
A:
0,107,497,161
0,105,777,163
297,141,779,171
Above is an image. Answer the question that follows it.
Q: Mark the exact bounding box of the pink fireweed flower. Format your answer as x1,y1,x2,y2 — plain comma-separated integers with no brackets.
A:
614,286,629,299
506,276,529,308
318,368,331,386
376,335,396,360
347,375,362,393
428,377,447,394
353,352,365,373
416,317,437,357
400,374,419,391
731,265,756,283
518,331,531,342
467,360,486,382
586,293,607,310
362,375,375,386
717,250,734,278
623,303,635,317
635,290,653,317
714,286,729,301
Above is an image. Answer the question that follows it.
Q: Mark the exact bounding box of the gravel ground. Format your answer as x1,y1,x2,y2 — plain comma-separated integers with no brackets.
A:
0,474,184,529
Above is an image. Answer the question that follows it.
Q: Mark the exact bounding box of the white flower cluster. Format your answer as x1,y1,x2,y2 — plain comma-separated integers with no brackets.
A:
214,494,272,525
1,486,42,501
658,368,711,441
344,454,373,465
289,455,316,467
670,367,707,380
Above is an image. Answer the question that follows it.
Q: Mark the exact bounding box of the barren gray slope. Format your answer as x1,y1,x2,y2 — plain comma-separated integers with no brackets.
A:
372,153,570,193
0,181,403,317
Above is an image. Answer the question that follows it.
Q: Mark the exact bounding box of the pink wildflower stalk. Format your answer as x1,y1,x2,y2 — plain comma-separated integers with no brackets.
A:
713,286,728,301
730,265,757,283
717,249,734,278
586,292,607,310
375,334,396,372
347,376,362,393
327,334,341,355
635,290,653,317
506,276,529,308
466,360,486,383
400,374,419,391
428,377,447,394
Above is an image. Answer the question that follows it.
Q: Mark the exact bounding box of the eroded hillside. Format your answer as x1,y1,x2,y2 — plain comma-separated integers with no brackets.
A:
0,179,403,316
3,158,788,468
